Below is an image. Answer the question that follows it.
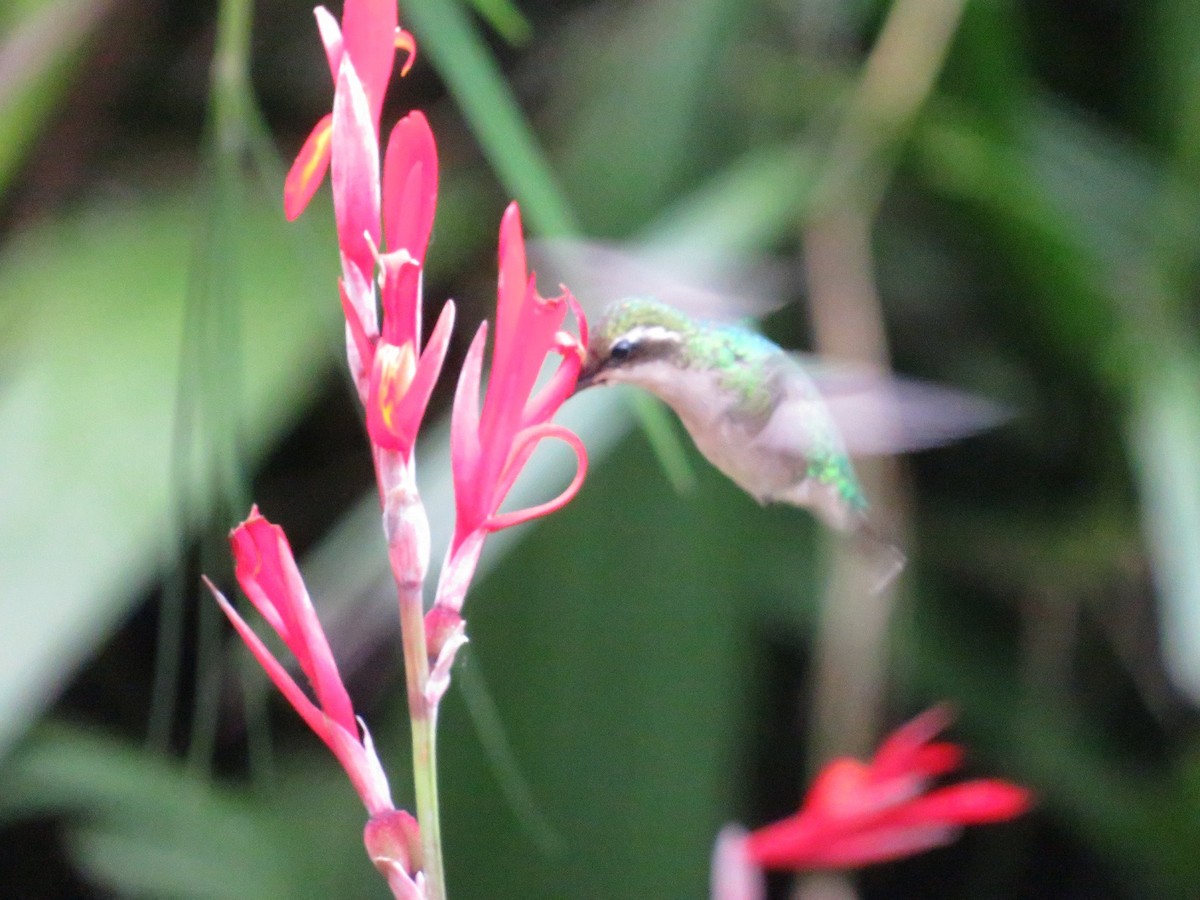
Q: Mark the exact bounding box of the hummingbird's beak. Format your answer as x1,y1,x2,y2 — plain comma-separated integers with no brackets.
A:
573,356,601,394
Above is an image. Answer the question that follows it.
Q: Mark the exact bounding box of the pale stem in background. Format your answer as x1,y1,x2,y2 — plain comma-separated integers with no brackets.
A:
797,0,969,895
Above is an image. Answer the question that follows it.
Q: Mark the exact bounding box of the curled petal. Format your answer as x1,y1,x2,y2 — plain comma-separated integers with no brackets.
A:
485,423,588,532
567,289,589,350
521,335,584,428
395,28,417,76
477,279,571,493
284,114,333,221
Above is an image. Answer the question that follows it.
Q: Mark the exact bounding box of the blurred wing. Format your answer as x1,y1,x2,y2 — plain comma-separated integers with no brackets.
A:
775,355,1013,457
528,237,788,324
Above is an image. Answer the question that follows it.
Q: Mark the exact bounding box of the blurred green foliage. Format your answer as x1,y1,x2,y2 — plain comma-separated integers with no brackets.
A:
2,0,1200,897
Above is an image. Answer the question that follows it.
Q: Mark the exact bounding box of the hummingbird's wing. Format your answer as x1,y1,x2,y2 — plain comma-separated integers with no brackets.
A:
763,354,1012,458
527,238,787,323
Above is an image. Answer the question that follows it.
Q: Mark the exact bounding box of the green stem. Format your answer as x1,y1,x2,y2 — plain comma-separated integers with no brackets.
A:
398,578,446,899
383,452,447,900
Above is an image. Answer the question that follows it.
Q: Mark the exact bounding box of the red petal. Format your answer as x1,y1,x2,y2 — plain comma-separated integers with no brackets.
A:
366,342,418,451
388,300,456,454
382,111,438,268
378,251,421,349
567,289,589,349
521,339,583,429
802,758,872,817
284,114,333,220
871,705,956,779
906,741,964,779
450,323,488,546
314,7,343,78
341,0,398,124
330,59,382,288
229,510,357,736
805,823,959,868
209,578,331,747
214,575,390,815
492,202,527,384
477,279,569,491
744,812,829,869
896,780,1034,825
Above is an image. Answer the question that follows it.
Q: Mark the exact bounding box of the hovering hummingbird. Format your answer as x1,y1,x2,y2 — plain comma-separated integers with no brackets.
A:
574,297,1004,580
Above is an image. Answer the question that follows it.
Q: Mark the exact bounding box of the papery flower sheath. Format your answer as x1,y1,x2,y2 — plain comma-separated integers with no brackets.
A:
744,707,1032,870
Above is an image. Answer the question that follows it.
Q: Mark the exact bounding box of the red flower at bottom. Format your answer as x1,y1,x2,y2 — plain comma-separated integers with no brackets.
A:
745,707,1031,870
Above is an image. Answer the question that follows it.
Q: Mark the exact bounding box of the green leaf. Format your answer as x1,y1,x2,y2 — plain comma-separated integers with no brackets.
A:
0,0,114,197
0,191,339,755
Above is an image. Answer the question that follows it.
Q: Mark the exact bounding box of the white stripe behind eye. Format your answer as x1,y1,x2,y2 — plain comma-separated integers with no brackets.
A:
622,324,682,346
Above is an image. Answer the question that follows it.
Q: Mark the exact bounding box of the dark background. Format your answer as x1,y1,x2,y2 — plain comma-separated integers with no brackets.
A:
2,0,1198,897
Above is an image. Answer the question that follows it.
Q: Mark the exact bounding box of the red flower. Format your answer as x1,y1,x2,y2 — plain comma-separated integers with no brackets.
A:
207,507,395,817
450,203,587,545
744,707,1032,870
434,203,586,607
284,0,415,222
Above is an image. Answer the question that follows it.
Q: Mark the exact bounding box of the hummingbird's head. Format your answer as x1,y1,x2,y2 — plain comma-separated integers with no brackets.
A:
575,298,695,392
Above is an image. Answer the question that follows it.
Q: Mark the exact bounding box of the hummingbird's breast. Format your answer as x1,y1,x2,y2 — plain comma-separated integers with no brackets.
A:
630,362,809,503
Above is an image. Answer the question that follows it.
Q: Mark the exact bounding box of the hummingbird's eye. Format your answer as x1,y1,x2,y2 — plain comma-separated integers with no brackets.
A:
610,339,634,361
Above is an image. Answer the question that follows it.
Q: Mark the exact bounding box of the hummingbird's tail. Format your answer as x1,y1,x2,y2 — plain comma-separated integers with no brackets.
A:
852,518,907,594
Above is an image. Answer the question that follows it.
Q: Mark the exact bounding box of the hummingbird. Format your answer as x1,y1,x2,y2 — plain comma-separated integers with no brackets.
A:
576,297,870,530
574,297,1003,581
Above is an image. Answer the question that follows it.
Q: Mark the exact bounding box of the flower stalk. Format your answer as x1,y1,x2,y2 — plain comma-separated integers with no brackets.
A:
379,450,446,900
210,3,588,895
